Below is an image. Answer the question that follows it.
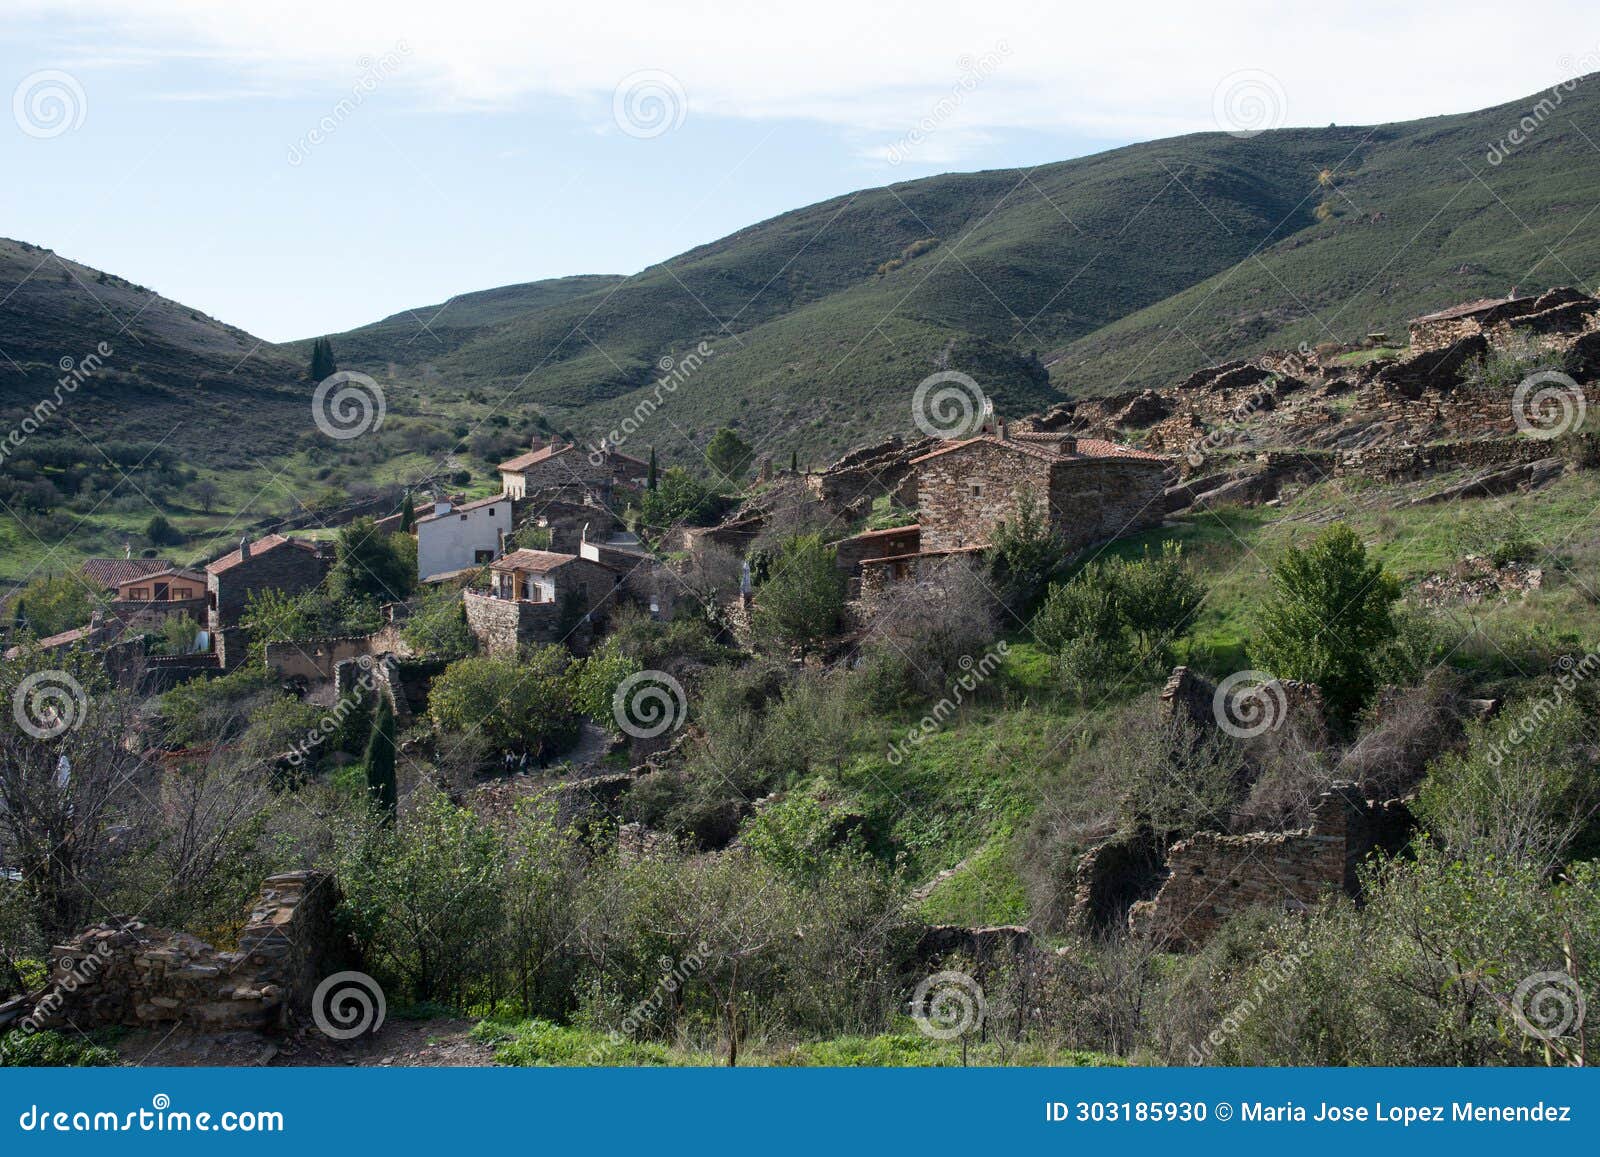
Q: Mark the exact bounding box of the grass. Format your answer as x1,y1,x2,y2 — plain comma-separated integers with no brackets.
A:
471,1019,1117,1067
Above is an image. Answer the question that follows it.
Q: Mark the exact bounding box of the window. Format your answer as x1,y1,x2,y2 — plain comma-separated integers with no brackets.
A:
474,549,494,564
970,483,984,497
154,582,169,601
128,587,149,601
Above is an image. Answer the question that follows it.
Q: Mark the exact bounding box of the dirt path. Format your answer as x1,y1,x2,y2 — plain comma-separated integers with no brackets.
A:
113,1017,497,1067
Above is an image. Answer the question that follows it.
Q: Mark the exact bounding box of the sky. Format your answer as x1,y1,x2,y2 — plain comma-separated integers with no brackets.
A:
1,0,1596,343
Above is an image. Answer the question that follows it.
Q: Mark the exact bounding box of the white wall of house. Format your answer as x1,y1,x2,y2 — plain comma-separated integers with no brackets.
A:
416,500,513,579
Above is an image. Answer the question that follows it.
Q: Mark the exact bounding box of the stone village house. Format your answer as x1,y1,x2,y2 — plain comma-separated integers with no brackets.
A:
835,417,1168,594
498,438,648,502
463,548,629,655
205,534,330,668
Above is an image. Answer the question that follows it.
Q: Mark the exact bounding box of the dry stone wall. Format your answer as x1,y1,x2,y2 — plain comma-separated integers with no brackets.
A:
0,871,342,1035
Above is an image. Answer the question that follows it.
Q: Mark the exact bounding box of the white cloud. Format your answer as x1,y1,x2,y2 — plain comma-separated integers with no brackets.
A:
4,0,1595,154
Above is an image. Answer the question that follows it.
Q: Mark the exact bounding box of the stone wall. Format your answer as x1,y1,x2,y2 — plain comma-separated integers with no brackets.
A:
463,590,595,656
806,435,934,519
917,440,1055,551
1128,785,1391,950
1,871,342,1034
264,619,412,685
1046,457,1169,551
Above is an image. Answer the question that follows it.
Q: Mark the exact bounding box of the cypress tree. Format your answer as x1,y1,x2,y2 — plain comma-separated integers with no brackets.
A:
399,490,416,532
364,694,398,824
309,336,337,382
647,446,658,491
790,450,798,474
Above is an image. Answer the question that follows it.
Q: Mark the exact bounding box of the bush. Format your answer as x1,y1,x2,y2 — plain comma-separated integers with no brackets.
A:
336,787,505,1006
400,584,474,659
10,573,95,639
639,467,719,528
145,513,184,546
752,535,844,658
1200,850,1600,1066
429,648,579,758
1032,542,1206,695
986,489,1066,614
1254,524,1399,723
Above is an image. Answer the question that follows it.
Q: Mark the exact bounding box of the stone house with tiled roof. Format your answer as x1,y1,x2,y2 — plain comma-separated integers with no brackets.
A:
498,438,649,502
204,534,330,665
463,548,627,655
837,420,1168,595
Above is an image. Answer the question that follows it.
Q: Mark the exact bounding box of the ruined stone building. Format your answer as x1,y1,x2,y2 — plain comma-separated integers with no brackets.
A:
1407,286,1598,354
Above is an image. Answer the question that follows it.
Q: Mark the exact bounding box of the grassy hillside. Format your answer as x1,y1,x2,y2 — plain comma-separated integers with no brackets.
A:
0,236,307,457
307,76,1600,462
5,78,1598,582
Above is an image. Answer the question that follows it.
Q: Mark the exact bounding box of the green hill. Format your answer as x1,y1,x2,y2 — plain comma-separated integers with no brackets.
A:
299,75,1600,464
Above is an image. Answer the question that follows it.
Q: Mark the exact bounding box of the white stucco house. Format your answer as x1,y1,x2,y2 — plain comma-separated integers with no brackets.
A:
415,494,513,581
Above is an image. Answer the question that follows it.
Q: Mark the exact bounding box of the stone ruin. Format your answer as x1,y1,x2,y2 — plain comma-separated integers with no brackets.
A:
0,870,344,1036
1127,785,1413,951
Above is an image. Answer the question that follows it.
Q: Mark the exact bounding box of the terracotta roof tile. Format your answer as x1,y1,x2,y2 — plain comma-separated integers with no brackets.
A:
489,548,578,574
498,443,572,472
80,558,175,588
205,534,319,575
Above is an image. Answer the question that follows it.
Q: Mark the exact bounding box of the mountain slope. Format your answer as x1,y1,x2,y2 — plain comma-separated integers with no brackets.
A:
0,236,306,458
1053,88,1600,395
282,274,624,369
306,76,1600,463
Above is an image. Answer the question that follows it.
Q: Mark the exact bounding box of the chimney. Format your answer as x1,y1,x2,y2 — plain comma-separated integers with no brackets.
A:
238,535,250,561
1057,436,1078,456
123,542,131,560
997,417,1008,441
